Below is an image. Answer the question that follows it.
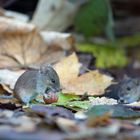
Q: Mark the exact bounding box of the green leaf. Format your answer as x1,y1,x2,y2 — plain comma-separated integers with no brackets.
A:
53,93,91,110
68,101,92,110
87,105,140,119
54,92,80,105
35,93,80,106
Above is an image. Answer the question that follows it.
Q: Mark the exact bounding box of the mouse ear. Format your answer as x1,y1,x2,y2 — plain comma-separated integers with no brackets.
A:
123,75,130,80
40,64,53,73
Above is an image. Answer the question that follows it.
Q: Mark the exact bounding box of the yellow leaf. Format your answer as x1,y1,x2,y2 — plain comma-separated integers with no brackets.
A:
55,53,113,96
54,53,81,86
63,70,113,95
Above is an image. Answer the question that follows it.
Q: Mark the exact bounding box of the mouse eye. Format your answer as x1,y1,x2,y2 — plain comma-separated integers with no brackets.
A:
126,87,131,91
51,79,55,83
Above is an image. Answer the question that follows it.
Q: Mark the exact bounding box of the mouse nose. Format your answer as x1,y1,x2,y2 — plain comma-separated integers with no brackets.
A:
55,87,60,92
53,86,61,92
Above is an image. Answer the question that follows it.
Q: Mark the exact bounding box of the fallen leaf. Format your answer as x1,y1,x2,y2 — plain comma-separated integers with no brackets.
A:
55,101,91,111
0,17,47,68
87,105,140,119
86,112,110,127
0,17,75,68
63,70,113,95
38,32,75,64
53,93,90,111
67,101,91,110
57,93,80,104
40,31,75,51
0,84,12,95
54,53,81,86
0,17,34,34
55,53,113,96
0,69,24,89
30,105,74,120
0,87,19,104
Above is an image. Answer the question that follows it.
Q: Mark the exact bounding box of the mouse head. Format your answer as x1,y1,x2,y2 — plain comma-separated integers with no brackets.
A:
118,77,140,104
39,64,60,93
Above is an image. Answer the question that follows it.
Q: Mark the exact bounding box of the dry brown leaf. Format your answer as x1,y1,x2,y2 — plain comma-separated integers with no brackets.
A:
0,83,20,104
0,84,12,95
54,53,81,86
62,70,113,95
0,17,47,68
0,17,34,34
38,31,75,64
0,83,14,104
55,53,113,96
40,31,75,51
0,17,75,68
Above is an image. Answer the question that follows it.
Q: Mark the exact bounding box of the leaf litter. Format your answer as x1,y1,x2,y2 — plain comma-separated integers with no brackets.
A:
0,16,139,140
0,17,74,69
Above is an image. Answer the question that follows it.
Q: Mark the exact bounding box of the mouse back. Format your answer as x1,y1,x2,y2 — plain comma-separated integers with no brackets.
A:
14,69,38,102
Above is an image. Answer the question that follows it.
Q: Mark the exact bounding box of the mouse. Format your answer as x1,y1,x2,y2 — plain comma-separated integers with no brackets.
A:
1,65,61,104
117,76,140,104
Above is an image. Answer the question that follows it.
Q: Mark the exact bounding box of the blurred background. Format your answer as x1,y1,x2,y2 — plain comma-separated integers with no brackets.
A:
1,0,140,79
